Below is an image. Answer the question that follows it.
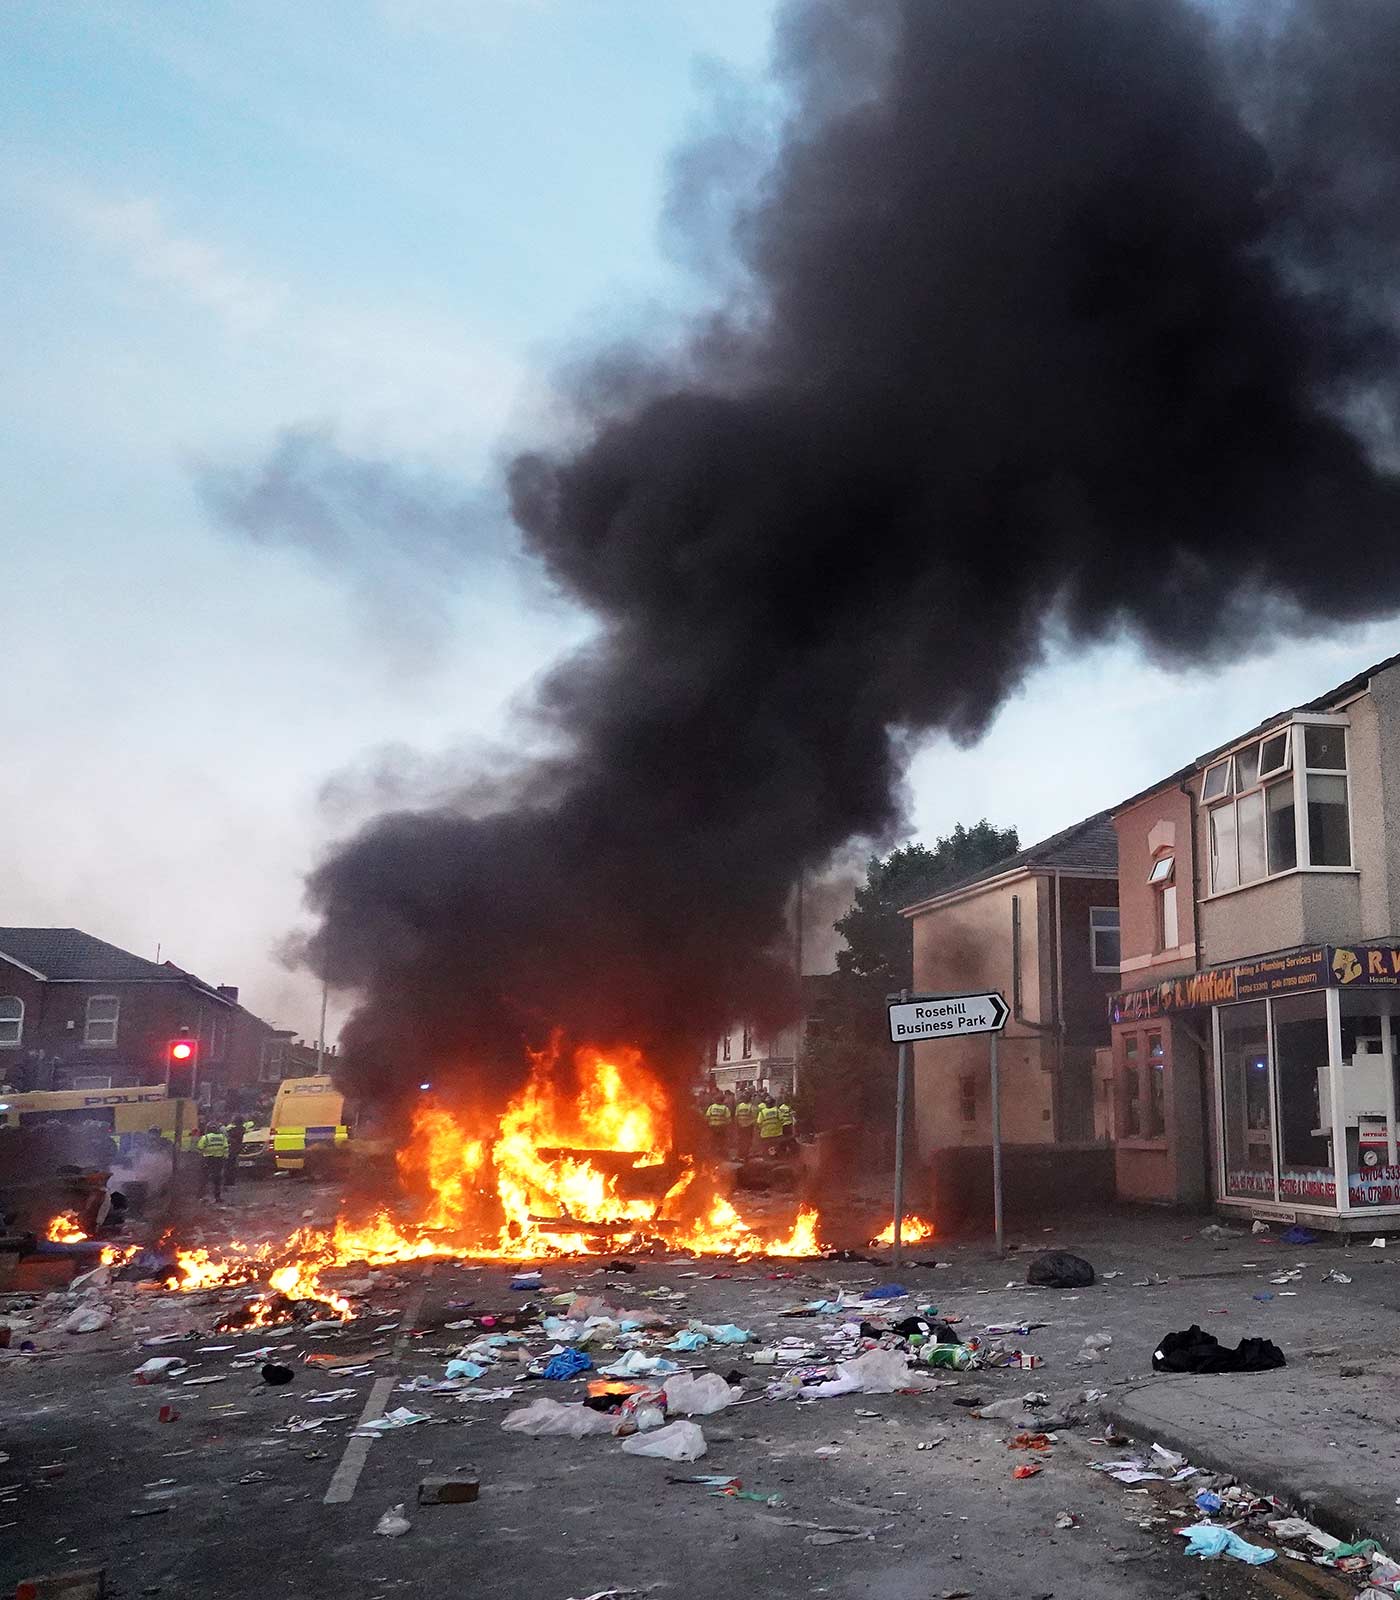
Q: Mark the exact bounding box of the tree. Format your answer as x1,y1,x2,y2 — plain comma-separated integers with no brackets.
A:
800,821,1019,1139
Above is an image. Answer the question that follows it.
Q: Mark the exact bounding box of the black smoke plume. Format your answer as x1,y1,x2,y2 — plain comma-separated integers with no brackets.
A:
305,0,1400,1104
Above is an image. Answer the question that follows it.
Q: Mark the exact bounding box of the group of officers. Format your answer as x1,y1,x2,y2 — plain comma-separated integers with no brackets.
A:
703,1087,796,1160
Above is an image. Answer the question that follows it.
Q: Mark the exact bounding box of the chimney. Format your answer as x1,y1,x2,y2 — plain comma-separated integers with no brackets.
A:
217,985,239,1003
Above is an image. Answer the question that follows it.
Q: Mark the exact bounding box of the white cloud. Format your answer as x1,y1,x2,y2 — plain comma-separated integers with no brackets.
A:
32,179,536,463
46,189,288,334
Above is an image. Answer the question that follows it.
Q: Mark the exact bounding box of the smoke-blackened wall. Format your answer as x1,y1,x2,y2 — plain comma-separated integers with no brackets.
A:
306,0,1400,1103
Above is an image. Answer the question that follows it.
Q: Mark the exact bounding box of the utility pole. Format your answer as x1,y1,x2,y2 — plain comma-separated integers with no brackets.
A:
792,870,805,1102
315,981,328,1075
891,988,909,1267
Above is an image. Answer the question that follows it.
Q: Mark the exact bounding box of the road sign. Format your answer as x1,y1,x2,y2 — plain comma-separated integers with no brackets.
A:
887,990,1009,1043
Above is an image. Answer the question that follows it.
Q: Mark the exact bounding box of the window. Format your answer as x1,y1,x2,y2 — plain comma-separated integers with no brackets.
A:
959,1074,977,1124
741,1027,753,1060
1147,854,1174,885
721,1034,732,1062
0,996,22,1047
1121,1035,1141,1136
1090,907,1120,972
1258,728,1290,780
1119,1028,1168,1142
1156,883,1179,952
84,996,120,1046
1267,781,1297,872
1146,1032,1166,1137
1205,721,1350,892
72,1075,112,1090
1201,759,1232,802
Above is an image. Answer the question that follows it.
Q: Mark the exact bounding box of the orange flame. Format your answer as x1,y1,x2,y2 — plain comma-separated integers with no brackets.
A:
870,1215,934,1246
46,1212,89,1244
144,1044,822,1294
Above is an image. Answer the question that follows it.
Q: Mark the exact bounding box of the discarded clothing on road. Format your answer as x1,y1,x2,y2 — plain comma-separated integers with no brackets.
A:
1153,1324,1285,1374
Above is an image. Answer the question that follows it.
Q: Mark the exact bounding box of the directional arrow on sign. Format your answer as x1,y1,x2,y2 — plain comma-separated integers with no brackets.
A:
887,990,1009,1043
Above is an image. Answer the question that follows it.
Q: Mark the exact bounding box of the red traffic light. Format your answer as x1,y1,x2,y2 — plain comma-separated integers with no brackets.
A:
171,1041,194,1061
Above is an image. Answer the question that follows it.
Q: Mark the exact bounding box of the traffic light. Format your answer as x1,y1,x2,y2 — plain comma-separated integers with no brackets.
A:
167,1031,199,1097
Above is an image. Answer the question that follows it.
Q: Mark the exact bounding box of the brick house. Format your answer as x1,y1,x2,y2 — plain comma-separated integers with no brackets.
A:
899,812,1120,1220
0,927,287,1111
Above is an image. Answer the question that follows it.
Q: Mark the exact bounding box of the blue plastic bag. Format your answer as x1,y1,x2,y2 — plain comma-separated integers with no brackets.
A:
1180,1525,1275,1564
542,1347,593,1380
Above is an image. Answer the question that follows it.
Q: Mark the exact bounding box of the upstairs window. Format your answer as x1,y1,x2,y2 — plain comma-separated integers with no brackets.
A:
1149,855,1178,952
741,1027,753,1060
1205,720,1350,892
0,996,22,1047
721,1034,732,1062
84,995,120,1046
1090,906,1120,972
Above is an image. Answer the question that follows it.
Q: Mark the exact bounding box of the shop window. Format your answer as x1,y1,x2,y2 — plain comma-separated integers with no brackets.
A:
1146,1033,1166,1137
1272,992,1331,1202
1206,721,1350,892
1220,1001,1273,1199
1121,1035,1141,1136
959,1074,977,1124
1118,1030,1166,1141
1090,907,1120,972
0,996,22,1047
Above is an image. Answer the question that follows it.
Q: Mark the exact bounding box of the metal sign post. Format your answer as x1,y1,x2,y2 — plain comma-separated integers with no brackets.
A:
990,1030,1004,1258
891,989,909,1266
886,989,1009,1259
171,1095,185,1224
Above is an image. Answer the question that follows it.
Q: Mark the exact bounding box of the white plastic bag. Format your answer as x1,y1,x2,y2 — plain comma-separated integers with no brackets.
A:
500,1399,618,1438
62,1303,112,1335
828,1347,918,1395
620,1421,707,1461
662,1372,738,1416
375,1504,411,1537
133,1356,187,1381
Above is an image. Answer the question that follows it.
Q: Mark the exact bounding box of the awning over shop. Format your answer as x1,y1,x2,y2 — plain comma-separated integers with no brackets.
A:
1110,943,1400,1024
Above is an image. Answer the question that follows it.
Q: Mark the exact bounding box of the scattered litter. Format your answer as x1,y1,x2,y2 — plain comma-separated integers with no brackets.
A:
542,1348,593,1381
181,1375,227,1386
1055,1511,1078,1529
374,1504,412,1537
1012,1463,1042,1479
599,1352,679,1379
620,1421,707,1461
663,1372,738,1416
1280,1226,1317,1244
261,1363,295,1387
1372,1238,1387,1249
1077,1332,1112,1363
501,1399,618,1438
1180,1526,1275,1564
1195,1490,1223,1514
1324,1270,1352,1284
510,1271,544,1290
133,1358,187,1383
1251,1220,1271,1236
61,1304,112,1335
355,1407,429,1435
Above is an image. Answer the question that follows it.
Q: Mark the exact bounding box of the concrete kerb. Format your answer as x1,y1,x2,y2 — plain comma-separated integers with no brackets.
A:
1102,1377,1398,1552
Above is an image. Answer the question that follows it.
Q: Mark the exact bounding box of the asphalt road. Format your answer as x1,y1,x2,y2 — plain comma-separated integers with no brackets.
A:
0,1193,1385,1600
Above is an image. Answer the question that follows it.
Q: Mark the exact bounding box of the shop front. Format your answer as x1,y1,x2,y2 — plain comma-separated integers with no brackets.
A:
1112,943,1400,1228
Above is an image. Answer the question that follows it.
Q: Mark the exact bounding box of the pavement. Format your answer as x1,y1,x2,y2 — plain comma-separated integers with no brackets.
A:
2,1185,1398,1600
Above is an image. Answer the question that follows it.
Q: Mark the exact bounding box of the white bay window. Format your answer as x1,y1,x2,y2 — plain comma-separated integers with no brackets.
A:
1204,718,1351,894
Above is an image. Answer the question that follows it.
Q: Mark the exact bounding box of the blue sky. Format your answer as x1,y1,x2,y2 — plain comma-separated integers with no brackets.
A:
2,0,1395,1037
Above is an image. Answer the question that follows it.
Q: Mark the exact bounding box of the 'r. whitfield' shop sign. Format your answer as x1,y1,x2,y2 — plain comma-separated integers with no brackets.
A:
1110,946,1333,1022
1111,943,1400,1021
